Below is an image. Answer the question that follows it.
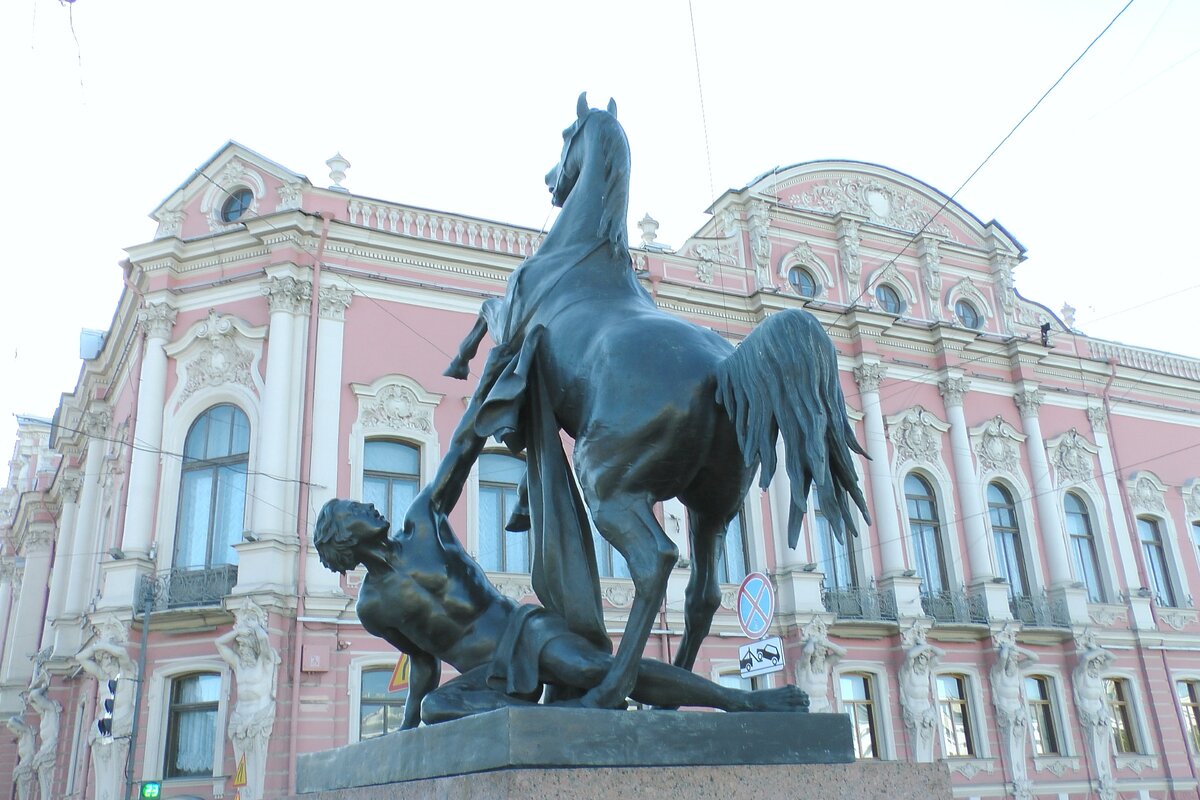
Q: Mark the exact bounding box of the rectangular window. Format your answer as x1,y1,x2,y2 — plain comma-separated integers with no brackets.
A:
937,674,975,758
478,453,529,573
817,510,856,591
1137,517,1176,607
839,673,879,759
717,512,749,585
1026,676,1061,756
1105,678,1139,754
164,673,220,778
360,666,408,740
1177,680,1200,753
594,529,631,579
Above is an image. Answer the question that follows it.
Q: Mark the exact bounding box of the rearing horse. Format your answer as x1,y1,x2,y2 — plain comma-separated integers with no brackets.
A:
446,93,869,709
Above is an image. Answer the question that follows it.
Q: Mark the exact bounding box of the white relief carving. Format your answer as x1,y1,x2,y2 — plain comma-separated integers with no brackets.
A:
601,583,635,608
972,416,1026,475
937,377,970,409
1114,754,1158,774
277,181,303,211
887,406,949,467
796,617,844,713
492,578,534,601
360,384,433,434
28,652,61,800
318,286,354,321
864,261,916,312
1128,472,1167,515
1013,389,1045,417
689,242,735,284
777,241,832,298
178,310,256,405
1034,757,1079,777
201,159,265,233
1086,405,1108,433
991,625,1035,797
794,177,953,239
1156,608,1197,631
1185,480,1200,519
853,363,886,393
898,621,942,763
216,601,279,800
946,276,992,322
155,209,185,239
263,275,312,315
748,201,774,290
950,759,995,779
720,588,737,610
1088,605,1127,627
77,623,136,800
1049,429,1098,487
138,302,178,340
6,713,35,800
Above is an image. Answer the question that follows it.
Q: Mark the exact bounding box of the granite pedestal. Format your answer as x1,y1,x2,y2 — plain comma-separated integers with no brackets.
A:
291,708,952,799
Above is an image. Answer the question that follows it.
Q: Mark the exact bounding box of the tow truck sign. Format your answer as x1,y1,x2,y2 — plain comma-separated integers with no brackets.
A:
739,635,785,679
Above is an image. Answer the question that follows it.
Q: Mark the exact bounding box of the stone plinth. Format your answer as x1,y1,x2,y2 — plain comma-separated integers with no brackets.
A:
291,707,949,798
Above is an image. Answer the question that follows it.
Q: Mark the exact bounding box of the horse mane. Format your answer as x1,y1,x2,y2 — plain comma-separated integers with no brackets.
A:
584,110,630,256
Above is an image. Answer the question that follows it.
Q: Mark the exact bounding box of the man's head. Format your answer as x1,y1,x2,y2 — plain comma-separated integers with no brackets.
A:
314,500,389,574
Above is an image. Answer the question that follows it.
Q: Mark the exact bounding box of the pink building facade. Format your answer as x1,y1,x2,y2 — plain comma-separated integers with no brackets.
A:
2,142,1200,799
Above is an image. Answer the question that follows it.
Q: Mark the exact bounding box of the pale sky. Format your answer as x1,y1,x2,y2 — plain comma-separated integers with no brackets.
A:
2,0,1197,484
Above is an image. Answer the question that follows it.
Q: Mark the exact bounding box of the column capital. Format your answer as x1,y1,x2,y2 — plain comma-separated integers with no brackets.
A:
1086,405,1107,432
137,302,178,340
81,407,111,439
59,474,82,504
1013,388,1044,417
318,285,354,321
938,377,971,408
853,362,887,393
263,275,312,315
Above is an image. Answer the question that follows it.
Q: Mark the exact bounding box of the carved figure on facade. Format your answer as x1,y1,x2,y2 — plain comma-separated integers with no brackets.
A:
6,713,36,800
1049,429,1098,487
27,650,61,800
898,621,943,762
888,406,949,468
215,601,279,800
795,617,845,713
917,237,942,320
794,177,953,239
836,217,862,290
748,201,774,290
972,416,1026,475
990,253,1016,328
990,626,1036,800
76,623,136,800
1073,632,1116,800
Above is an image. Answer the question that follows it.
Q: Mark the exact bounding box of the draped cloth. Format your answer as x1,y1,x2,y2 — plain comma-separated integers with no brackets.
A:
475,325,610,653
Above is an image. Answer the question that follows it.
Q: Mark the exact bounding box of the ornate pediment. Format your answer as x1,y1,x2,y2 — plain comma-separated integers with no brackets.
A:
165,310,267,411
971,416,1027,475
1128,471,1167,516
351,376,443,438
789,176,953,239
1183,479,1200,520
1047,429,1099,487
886,406,949,468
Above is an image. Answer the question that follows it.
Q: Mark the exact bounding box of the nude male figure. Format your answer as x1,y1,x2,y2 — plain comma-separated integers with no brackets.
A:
314,494,807,727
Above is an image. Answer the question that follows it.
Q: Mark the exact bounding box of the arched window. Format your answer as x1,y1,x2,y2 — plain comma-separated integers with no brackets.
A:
988,483,1027,596
875,284,904,314
164,673,220,778
363,440,420,524
175,405,249,570
359,666,407,740
478,453,528,573
1065,492,1104,602
789,267,817,298
1137,517,1177,607
717,511,750,585
905,474,946,594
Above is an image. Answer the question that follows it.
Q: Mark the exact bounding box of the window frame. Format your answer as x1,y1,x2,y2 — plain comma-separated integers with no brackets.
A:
788,267,818,299
1176,677,1200,754
1064,491,1107,603
834,664,894,760
163,672,223,779
361,438,421,526
716,511,751,585
904,472,949,595
476,451,529,574
358,664,409,741
1136,516,1179,607
935,672,977,759
173,403,251,571
838,671,881,759
141,661,229,785
987,482,1028,597
1105,676,1142,755
953,299,981,329
875,284,904,315
1025,674,1063,757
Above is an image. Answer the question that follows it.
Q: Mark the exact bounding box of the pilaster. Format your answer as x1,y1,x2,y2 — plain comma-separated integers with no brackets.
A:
854,362,904,577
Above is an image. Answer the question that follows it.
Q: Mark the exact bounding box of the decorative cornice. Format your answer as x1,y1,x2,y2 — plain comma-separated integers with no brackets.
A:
853,363,887,393
1013,389,1044,416
318,286,354,320
263,276,312,315
137,302,178,340
938,377,971,408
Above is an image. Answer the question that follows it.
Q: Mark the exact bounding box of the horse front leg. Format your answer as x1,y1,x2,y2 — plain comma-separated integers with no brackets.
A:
444,312,489,380
581,496,677,709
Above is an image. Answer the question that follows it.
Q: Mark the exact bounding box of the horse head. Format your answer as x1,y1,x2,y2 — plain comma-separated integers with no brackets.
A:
544,93,630,253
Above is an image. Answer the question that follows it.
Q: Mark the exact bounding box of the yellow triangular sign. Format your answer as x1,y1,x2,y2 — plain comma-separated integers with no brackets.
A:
233,792,241,800
233,753,247,787
389,653,410,692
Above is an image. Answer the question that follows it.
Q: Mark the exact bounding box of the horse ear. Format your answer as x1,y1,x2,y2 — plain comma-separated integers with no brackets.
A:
577,92,588,120
607,98,618,118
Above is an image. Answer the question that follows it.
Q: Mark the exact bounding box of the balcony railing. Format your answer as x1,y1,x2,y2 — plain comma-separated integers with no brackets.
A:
1009,593,1071,629
142,564,238,611
822,583,897,621
921,588,987,625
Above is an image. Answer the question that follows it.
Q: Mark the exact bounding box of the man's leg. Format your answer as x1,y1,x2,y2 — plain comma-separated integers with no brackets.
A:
419,667,537,725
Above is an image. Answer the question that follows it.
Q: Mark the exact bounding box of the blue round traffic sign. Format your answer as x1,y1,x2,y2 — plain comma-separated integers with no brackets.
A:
736,571,775,639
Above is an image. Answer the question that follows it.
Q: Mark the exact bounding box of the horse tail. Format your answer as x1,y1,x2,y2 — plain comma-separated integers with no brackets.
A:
715,309,871,551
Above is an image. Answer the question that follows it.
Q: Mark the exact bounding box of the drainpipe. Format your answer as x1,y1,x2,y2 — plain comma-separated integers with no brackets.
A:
286,212,333,794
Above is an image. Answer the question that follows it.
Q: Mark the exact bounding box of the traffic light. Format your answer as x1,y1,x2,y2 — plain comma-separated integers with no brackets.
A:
96,679,117,737
140,781,162,799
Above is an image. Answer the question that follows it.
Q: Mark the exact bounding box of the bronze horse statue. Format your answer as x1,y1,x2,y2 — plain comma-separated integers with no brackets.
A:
445,93,869,709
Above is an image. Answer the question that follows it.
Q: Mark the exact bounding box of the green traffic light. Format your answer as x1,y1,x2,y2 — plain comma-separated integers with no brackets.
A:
140,782,161,799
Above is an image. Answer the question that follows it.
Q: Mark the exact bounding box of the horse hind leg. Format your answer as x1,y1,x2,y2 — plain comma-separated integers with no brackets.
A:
673,508,727,672
581,494,677,710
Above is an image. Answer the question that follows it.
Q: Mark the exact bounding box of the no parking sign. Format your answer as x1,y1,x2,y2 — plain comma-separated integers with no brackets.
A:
736,572,775,640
